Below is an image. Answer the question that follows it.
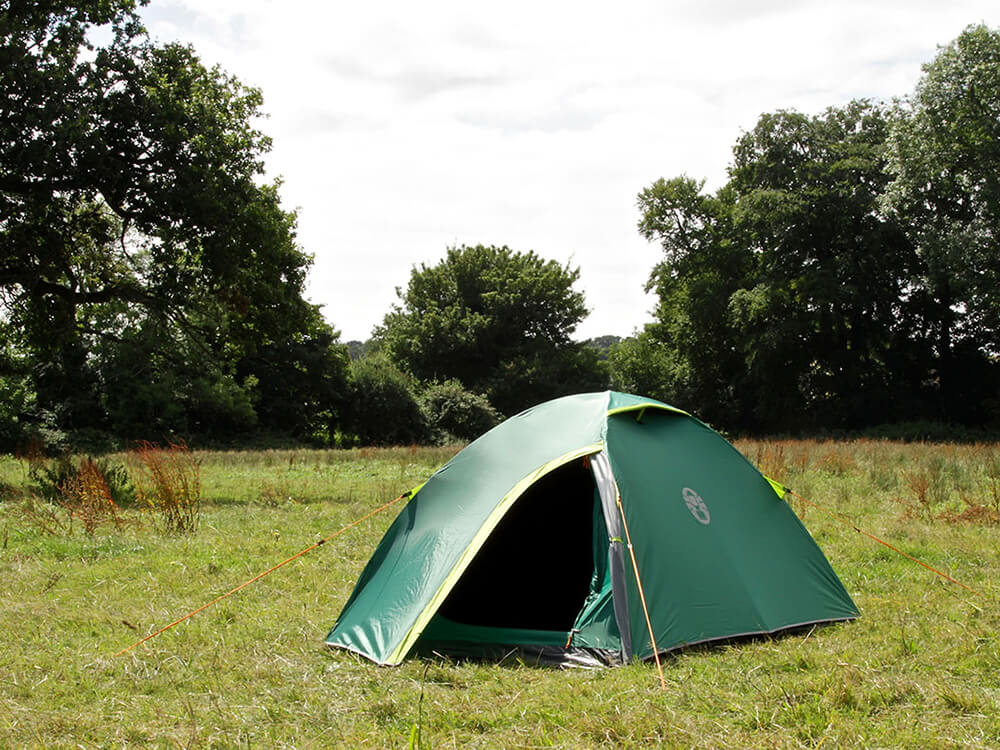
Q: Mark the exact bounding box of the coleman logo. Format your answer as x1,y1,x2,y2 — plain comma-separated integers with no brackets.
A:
682,487,711,525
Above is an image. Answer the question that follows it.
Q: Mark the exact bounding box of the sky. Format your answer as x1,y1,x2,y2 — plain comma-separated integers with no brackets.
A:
139,1,999,343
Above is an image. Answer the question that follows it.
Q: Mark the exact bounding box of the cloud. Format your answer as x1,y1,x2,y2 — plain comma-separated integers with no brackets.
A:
322,53,507,105
139,0,1000,341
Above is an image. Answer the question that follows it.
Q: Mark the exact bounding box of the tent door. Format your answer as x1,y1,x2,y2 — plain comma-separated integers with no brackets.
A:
435,457,597,631
420,456,621,655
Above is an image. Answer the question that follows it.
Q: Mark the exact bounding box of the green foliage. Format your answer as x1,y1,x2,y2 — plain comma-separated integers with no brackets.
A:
19,452,135,536
237,308,351,445
883,24,1000,416
635,175,749,426
608,332,684,407
344,354,428,446
725,102,921,429
583,335,622,360
28,453,134,508
487,339,609,417
632,71,1000,432
376,244,605,416
420,380,500,444
345,340,371,360
0,1,349,446
0,372,32,453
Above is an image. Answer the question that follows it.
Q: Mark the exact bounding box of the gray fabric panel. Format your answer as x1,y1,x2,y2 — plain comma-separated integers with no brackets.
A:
590,451,632,662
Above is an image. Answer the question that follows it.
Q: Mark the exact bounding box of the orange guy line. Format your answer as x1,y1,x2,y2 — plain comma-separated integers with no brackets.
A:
115,492,408,657
787,488,981,597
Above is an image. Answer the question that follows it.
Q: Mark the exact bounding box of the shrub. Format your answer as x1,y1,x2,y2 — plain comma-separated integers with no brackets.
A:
0,372,31,453
20,453,133,536
343,354,429,446
26,451,135,507
420,380,500,444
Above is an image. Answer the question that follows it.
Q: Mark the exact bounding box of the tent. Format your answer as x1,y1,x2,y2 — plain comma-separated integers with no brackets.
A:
326,391,858,665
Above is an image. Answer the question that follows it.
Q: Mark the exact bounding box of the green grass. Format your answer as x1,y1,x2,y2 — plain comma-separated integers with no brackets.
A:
1,441,998,748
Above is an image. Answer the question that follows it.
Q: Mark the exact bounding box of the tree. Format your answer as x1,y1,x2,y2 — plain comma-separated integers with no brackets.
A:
583,335,622,360
376,244,606,415
635,176,750,426
420,380,500,444
726,102,920,428
342,354,427,446
627,28,1000,432
607,331,679,407
0,1,349,444
883,24,1000,420
632,102,924,431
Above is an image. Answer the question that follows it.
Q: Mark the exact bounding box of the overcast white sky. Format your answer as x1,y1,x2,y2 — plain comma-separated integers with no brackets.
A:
140,1,998,342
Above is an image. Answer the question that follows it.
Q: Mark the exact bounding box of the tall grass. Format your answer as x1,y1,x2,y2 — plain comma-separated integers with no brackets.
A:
55,457,124,536
128,441,202,534
0,441,996,748
17,455,131,537
765,439,1000,525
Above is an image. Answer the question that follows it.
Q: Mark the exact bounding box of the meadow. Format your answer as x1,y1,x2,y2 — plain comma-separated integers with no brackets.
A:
0,440,997,749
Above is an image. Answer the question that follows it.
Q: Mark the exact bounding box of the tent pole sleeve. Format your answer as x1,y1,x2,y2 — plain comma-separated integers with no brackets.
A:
589,451,633,663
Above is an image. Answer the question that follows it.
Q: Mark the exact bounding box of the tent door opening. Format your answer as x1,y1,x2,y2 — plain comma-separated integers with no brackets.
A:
436,458,599,633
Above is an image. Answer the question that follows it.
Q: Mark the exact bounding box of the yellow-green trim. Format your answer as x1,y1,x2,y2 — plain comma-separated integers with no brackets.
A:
385,441,605,664
764,476,789,499
606,402,689,418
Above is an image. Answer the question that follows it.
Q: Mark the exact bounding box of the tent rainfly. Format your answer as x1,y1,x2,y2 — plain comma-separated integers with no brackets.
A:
326,391,858,666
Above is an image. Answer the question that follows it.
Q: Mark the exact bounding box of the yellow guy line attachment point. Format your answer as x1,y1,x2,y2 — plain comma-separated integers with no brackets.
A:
615,491,667,690
115,491,410,657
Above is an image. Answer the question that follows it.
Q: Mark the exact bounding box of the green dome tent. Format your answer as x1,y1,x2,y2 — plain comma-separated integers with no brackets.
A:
326,392,857,665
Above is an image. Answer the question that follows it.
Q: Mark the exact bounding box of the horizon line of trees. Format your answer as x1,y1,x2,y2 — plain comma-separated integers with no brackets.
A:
1,4,998,451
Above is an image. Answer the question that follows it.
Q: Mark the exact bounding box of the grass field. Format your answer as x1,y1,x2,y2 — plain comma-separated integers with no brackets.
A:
1,440,998,748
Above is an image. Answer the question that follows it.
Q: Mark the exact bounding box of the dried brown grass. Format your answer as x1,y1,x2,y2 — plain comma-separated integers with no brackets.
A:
128,440,202,534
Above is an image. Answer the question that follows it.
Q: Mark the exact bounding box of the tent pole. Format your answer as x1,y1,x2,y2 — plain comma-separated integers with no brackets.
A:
616,491,668,690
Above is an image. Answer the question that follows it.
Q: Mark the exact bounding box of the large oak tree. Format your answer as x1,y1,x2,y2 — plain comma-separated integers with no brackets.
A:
0,1,347,445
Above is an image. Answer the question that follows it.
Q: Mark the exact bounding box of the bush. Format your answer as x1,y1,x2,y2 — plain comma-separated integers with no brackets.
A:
0,373,31,453
420,380,500,444
343,354,429,446
27,452,135,508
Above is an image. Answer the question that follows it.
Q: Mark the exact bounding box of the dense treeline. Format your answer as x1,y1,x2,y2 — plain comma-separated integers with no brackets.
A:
1,5,997,450
613,25,1000,434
